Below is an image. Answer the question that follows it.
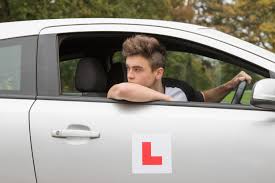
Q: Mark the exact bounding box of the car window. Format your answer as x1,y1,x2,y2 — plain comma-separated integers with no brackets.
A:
112,51,265,105
58,32,267,105
60,58,81,95
0,37,37,97
165,51,265,105
0,45,21,90
59,57,108,96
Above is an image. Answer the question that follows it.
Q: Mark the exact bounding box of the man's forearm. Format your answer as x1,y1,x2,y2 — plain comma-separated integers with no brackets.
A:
202,84,231,102
107,83,172,102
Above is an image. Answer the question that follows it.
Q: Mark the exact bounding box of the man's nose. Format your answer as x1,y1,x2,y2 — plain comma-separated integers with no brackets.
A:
127,69,134,80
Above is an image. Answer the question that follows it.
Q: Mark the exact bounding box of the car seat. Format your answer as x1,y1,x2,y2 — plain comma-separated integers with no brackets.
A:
75,57,107,97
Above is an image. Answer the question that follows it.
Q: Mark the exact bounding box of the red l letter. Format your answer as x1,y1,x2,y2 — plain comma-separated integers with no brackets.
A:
142,142,162,165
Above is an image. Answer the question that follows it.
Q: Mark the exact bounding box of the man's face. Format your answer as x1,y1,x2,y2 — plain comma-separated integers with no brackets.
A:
126,55,162,88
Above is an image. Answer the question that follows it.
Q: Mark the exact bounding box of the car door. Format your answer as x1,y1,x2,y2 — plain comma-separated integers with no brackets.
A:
30,23,275,183
0,36,37,183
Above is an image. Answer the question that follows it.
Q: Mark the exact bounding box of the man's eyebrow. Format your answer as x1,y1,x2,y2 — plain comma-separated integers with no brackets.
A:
126,65,143,69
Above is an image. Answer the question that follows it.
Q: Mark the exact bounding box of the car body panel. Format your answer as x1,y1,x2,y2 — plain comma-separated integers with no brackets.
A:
31,100,275,183
0,18,206,40
0,99,36,183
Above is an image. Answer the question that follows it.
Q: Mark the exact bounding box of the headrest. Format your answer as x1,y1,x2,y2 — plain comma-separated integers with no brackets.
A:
107,62,127,90
75,57,107,92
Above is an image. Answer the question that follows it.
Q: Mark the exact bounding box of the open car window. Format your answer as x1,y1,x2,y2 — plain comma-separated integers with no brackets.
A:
60,58,81,95
113,50,265,105
58,32,268,105
165,52,265,105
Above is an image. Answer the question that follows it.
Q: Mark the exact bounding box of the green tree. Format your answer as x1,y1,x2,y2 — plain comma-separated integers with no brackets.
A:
194,0,275,52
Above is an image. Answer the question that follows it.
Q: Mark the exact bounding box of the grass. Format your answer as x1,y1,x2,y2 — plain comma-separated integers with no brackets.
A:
222,90,252,105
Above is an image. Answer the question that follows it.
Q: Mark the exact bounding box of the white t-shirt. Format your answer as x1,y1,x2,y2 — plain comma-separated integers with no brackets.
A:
165,87,188,101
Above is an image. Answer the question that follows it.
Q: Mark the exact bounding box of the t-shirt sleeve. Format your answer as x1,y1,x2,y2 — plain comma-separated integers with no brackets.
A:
162,78,204,102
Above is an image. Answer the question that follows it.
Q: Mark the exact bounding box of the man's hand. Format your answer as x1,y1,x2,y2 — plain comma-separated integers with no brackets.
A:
223,71,252,91
202,71,252,103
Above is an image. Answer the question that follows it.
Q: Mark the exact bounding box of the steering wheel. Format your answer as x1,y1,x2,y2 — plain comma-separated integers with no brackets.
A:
231,80,247,104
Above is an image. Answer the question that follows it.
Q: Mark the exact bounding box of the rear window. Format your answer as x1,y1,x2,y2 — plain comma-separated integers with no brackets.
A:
0,45,22,90
0,36,37,97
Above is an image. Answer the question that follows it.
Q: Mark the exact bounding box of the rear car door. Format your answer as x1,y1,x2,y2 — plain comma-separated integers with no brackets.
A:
30,23,275,183
0,36,37,183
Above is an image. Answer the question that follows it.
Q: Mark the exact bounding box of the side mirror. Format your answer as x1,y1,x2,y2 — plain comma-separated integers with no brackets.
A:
251,78,275,110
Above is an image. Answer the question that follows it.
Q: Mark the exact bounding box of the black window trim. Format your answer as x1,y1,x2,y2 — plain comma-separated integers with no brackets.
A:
37,34,60,96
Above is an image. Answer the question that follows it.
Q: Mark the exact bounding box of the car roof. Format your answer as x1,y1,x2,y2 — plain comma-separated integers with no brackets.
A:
1,18,275,63
0,18,204,39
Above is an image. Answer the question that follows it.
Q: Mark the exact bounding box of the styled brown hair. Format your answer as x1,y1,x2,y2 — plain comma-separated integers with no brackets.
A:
122,35,166,70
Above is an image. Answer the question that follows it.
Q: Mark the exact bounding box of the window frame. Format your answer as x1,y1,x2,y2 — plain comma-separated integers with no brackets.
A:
37,31,272,111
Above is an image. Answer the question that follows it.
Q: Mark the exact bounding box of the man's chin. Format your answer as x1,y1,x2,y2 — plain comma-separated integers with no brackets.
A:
128,81,150,87
128,81,139,84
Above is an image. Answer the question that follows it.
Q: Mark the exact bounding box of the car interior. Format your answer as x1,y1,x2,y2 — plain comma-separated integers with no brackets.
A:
58,32,269,104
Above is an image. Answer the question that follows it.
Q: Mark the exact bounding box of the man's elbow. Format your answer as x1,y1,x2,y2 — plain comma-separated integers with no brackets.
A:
107,83,130,100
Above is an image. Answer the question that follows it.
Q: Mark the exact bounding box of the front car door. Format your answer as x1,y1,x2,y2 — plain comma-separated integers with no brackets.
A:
30,21,275,183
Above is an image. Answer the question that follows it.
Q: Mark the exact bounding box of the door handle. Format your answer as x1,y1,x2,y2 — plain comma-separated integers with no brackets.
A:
51,129,100,139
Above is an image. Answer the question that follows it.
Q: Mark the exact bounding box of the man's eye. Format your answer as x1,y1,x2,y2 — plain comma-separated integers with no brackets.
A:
134,68,141,72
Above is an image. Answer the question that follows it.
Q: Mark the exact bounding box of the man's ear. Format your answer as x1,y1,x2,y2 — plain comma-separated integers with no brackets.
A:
155,67,164,80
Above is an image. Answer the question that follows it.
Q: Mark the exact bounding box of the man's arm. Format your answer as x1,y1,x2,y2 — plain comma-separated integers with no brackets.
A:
107,82,172,102
202,71,252,102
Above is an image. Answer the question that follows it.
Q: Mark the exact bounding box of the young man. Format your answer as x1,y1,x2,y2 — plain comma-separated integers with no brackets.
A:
107,35,252,102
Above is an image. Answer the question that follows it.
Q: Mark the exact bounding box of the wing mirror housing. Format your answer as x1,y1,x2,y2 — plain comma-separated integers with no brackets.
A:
251,78,275,110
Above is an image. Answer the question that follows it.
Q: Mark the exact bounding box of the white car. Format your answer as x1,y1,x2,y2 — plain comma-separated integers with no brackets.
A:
1,18,275,183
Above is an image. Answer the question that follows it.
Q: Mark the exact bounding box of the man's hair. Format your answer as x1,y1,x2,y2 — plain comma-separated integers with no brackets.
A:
122,35,166,70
